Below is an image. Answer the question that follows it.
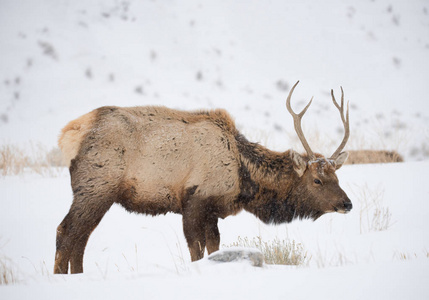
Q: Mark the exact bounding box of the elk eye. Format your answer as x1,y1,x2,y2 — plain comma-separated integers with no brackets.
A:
314,179,322,185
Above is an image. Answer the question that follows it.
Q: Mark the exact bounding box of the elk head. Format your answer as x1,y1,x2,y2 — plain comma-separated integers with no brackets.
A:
287,81,352,215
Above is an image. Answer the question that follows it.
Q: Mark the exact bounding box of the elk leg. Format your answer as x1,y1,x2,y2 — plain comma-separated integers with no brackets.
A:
70,201,112,274
69,210,108,274
182,203,206,261
54,198,112,274
54,213,73,274
182,217,206,261
69,233,89,274
205,216,220,255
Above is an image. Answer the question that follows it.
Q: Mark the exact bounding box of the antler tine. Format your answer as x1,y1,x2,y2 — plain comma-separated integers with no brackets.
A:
330,87,350,160
286,81,315,160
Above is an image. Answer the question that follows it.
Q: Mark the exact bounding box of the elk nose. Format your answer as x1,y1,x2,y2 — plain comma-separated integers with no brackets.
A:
344,200,353,212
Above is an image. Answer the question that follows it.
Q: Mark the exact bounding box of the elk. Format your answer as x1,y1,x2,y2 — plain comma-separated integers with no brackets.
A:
54,81,352,274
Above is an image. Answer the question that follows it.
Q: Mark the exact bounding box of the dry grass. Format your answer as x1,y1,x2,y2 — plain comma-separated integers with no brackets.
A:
0,144,29,175
313,246,355,268
224,236,310,266
394,252,418,261
353,184,394,234
0,143,66,176
393,250,429,261
0,256,17,285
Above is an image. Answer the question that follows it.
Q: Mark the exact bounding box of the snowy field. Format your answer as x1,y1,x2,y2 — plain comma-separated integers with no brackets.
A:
1,161,429,299
1,0,429,299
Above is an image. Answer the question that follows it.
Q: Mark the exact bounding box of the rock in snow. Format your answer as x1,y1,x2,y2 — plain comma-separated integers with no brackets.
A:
207,248,264,267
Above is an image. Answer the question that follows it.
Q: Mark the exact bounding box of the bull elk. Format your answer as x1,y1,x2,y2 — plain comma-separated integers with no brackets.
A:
54,81,352,274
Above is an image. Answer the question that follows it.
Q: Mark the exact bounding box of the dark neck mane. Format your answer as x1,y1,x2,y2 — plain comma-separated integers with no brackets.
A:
234,133,324,224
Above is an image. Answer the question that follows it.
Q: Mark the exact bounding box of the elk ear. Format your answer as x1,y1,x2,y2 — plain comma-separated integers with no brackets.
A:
290,150,307,177
334,151,349,170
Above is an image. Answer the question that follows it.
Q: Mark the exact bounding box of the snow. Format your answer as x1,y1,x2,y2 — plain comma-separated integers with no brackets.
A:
0,0,428,158
1,162,429,299
1,0,429,299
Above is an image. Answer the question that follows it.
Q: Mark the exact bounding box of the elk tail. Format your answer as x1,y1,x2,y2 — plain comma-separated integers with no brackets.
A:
58,110,97,167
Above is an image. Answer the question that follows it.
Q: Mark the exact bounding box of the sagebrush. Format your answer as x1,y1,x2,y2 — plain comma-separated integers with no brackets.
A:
224,236,309,266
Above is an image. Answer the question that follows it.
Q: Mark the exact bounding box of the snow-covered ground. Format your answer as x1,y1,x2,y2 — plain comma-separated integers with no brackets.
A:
0,161,428,299
1,0,429,299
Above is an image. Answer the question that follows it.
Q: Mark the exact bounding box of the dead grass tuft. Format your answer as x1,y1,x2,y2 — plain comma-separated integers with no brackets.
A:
0,256,17,285
313,246,355,268
352,184,394,234
0,143,66,176
0,145,29,175
393,250,429,261
394,252,418,261
224,236,309,266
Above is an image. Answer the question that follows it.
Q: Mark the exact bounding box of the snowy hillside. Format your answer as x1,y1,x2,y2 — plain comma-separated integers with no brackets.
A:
1,0,429,159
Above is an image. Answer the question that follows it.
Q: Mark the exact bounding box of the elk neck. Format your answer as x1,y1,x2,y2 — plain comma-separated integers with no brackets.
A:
234,133,324,224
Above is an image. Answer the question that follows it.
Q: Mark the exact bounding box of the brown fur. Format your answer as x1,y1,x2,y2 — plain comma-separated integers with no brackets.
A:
345,150,404,165
54,105,352,274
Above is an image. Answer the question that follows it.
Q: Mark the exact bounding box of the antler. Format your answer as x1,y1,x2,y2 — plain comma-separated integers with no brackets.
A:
329,87,350,160
286,81,315,160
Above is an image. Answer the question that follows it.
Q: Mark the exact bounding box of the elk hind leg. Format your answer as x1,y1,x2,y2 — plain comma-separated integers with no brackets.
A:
54,199,112,274
69,212,107,274
70,200,112,274
54,213,73,274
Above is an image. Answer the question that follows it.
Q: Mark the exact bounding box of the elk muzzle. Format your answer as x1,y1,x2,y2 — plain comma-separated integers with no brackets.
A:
335,197,353,214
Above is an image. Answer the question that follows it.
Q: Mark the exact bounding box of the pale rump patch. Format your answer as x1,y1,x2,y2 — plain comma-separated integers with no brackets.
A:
58,110,97,166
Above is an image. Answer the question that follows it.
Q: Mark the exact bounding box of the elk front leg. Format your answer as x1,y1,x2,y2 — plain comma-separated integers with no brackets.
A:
205,215,220,255
182,211,206,261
